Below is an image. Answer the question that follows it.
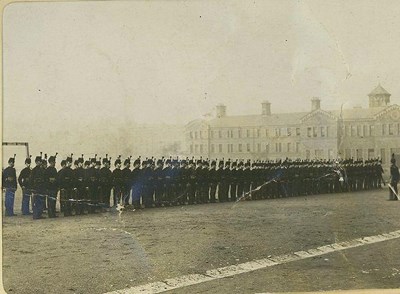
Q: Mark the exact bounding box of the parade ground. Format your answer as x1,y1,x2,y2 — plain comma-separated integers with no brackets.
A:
2,188,400,294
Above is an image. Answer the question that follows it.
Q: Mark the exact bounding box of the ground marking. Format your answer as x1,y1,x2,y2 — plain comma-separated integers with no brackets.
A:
105,229,400,294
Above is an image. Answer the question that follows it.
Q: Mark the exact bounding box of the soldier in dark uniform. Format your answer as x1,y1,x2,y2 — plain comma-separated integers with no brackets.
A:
142,159,154,208
122,158,132,206
72,158,85,215
45,154,58,218
131,158,142,209
112,157,123,207
236,161,245,200
163,159,173,206
390,154,399,200
230,161,238,201
243,161,252,200
218,160,230,202
86,157,98,213
3,155,17,216
186,159,196,205
30,155,46,219
58,155,74,217
99,156,112,210
209,160,217,203
154,159,164,207
18,156,32,215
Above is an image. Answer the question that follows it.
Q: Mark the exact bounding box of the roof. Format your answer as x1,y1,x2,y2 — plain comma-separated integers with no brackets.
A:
368,84,390,96
186,104,399,129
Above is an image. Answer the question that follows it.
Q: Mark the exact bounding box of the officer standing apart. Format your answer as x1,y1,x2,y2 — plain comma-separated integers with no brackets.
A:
389,154,399,200
18,156,32,215
3,155,17,216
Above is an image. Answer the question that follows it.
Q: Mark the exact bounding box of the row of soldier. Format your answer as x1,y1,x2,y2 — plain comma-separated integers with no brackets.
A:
3,153,385,219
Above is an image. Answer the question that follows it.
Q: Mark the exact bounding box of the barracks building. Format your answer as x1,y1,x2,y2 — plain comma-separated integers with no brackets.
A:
185,85,400,164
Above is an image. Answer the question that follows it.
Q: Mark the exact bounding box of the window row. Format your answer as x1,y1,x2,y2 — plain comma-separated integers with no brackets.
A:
190,142,302,154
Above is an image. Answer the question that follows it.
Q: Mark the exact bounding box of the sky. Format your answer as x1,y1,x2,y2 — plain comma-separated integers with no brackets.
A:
3,0,400,160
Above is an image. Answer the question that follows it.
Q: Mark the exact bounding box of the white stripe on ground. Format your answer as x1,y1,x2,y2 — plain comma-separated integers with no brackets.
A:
105,229,400,294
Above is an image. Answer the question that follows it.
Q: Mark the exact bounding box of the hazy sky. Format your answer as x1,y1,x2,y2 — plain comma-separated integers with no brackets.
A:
3,0,400,155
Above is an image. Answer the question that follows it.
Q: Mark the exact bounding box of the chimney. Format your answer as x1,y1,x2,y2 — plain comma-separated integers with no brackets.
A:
311,97,321,111
216,104,226,118
261,101,271,116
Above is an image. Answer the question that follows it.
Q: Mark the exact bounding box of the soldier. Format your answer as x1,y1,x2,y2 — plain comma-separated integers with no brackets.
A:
236,161,245,200
389,154,399,200
230,161,238,201
45,154,58,218
243,161,252,200
86,157,99,213
154,159,164,207
99,156,112,210
30,155,46,219
3,155,17,216
131,157,142,209
18,156,32,215
163,159,173,206
121,158,132,206
218,160,230,202
112,157,123,207
72,158,85,215
142,159,154,208
186,159,196,205
58,155,74,217
209,160,217,203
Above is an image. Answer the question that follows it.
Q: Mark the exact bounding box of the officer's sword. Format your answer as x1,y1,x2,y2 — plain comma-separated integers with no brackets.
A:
388,184,399,200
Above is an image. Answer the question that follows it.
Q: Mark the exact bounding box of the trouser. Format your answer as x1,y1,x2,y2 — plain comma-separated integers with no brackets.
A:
73,188,84,215
209,183,217,202
154,184,164,206
237,183,244,200
178,183,188,204
113,186,122,206
47,190,57,218
60,189,72,216
142,184,154,207
132,183,141,208
32,192,44,219
21,188,31,215
187,183,195,204
87,186,98,213
122,186,131,206
99,186,111,209
4,188,15,216
218,182,229,202
230,183,237,201
201,184,209,203
390,181,398,200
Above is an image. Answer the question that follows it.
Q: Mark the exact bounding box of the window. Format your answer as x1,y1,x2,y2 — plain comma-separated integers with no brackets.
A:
246,129,250,137
321,126,325,137
227,144,230,153
195,132,198,139
369,125,374,136
275,128,280,137
307,127,312,137
287,128,291,136
257,143,261,152
389,124,394,135
382,124,386,135
368,149,374,159
287,142,291,152
238,129,242,138
247,144,251,152
266,144,270,153
363,125,368,137
381,148,386,164
326,126,329,137
256,129,260,138
275,143,282,152
210,131,214,139
351,125,356,137
230,130,234,138
357,125,361,137
218,130,222,138
218,144,222,153
313,127,317,137
356,149,362,159
238,144,243,152
190,132,193,139
296,128,301,136
275,143,279,152
296,142,300,152
230,144,233,153
200,145,203,153
211,144,215,153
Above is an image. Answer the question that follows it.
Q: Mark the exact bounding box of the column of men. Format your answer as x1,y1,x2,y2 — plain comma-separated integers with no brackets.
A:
3,153,385,219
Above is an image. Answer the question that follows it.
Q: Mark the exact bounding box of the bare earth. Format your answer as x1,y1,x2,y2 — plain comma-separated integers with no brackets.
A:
2,188,400,294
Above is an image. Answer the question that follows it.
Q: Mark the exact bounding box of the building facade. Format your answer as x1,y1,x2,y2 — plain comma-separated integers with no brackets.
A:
185,85,400,164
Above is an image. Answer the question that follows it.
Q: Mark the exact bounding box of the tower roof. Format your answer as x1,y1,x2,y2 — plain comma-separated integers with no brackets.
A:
368,84,390,96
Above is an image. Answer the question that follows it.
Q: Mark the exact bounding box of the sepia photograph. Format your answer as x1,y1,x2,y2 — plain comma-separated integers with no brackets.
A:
2,0,400,293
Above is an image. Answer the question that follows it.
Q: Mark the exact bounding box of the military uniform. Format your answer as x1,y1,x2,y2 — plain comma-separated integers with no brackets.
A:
18,157,32,215
3,157,17,216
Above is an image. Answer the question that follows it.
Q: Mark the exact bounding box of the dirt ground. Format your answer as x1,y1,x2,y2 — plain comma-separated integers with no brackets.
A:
2,188,400,294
